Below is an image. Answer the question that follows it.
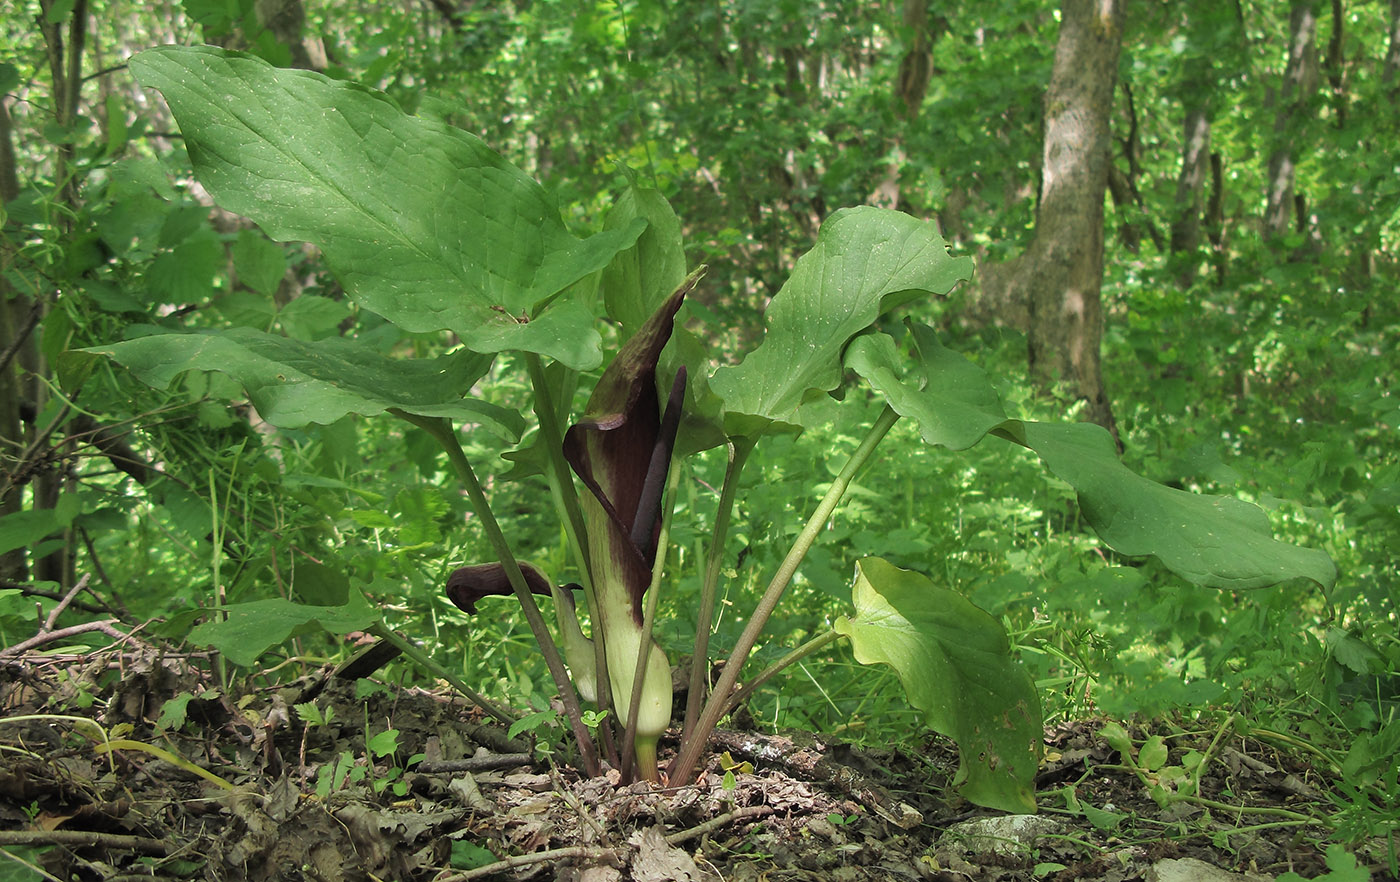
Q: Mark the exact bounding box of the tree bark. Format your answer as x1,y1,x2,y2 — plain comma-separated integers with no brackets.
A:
2,88,33,582
1169,100,1211,285
1023,0,1126,441
1264,0,1320,240
1169,3,1226,286
1385,0,1400,100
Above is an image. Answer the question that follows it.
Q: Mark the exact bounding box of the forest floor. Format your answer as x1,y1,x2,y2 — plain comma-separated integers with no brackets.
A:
0,643,1392,882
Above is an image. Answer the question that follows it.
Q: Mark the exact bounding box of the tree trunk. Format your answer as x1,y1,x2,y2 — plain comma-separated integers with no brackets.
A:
1023,0,1125,441
1385,0,1400,99
0,100,25,581
871,0,939,211
1169,1,1225,287
1169,100,1211,285
1264,0,1320,240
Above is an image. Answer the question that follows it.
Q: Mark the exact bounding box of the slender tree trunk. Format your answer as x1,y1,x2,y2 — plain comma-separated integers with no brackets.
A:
0,99,25,580
1385,0,1400,99
1168,1,1226,287
1264,0,1320,240
1170,100,1211,285
872,0,935,210
1023,0,1126,441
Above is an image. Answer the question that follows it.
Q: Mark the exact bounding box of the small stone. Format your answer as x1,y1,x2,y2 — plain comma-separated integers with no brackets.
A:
1147,857,1272,882
941,814,1063,859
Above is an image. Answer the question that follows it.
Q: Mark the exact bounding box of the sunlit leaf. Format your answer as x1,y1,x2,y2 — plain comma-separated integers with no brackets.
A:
834,558,1040,814
129,46,645,369
711,207,973,437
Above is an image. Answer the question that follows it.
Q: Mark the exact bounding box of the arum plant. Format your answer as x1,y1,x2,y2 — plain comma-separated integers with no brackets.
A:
446,289,689,781
73,46,1339,807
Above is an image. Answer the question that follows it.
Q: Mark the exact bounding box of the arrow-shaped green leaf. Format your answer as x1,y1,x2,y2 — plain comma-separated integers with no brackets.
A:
129,46,644,369
75,328,523,437
847,321,1336,591
711,207,973,437
189,589,378,666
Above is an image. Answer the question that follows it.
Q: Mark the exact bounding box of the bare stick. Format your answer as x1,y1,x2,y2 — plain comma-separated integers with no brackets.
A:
0,618,123,658
416,754,532,773
664,805,774,845
435,846,617,882
42,573,92,631
0,829,168,855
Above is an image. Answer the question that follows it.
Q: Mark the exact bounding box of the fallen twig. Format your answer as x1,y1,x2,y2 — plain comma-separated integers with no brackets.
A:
431,803,774,882
664,805,775,846
0,618,125,658
0,829,169,855
434,845,618,882
42,574,92,631
417,753,533,773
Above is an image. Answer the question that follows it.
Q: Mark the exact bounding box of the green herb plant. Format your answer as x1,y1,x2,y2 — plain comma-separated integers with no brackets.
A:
71,46,1337,812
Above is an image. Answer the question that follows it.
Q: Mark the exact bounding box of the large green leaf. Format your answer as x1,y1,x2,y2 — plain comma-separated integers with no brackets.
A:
999,421,1337,591
845,323,1008,451
710,207,973,437
602,170,687,338
188,589,378,666
847,322,1337,591
74,328,524,437
129,46,645,369
834,558,1041,814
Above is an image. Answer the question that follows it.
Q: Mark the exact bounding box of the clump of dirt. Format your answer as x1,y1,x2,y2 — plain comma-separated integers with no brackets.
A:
0,643,1387,882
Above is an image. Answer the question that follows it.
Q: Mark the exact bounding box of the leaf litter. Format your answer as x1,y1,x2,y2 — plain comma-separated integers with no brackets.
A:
0,642,1386,881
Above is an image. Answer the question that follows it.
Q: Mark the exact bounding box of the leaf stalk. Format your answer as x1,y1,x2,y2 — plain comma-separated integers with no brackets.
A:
669,404,900,784
395,410,600,776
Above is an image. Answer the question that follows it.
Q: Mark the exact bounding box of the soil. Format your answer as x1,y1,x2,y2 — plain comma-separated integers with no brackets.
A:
0,642,1393,882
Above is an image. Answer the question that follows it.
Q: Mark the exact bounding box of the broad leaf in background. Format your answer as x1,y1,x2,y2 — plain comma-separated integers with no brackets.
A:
834,558,1040,813
1000,421,1338,591
711,207,973,437
72,328,523,436
128,46,645,370
0,493,81,558
188,589,377,666
848,322,1338,591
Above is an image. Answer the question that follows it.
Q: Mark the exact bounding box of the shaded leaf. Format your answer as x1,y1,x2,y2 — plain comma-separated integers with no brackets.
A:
999,421,1337,590
129,46,645,369
0,493,82,557
188,589,378,666
834,558,1041,814
602,170,688,338
75,327,522,437
856,322,1337,592
845,323,1007,450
